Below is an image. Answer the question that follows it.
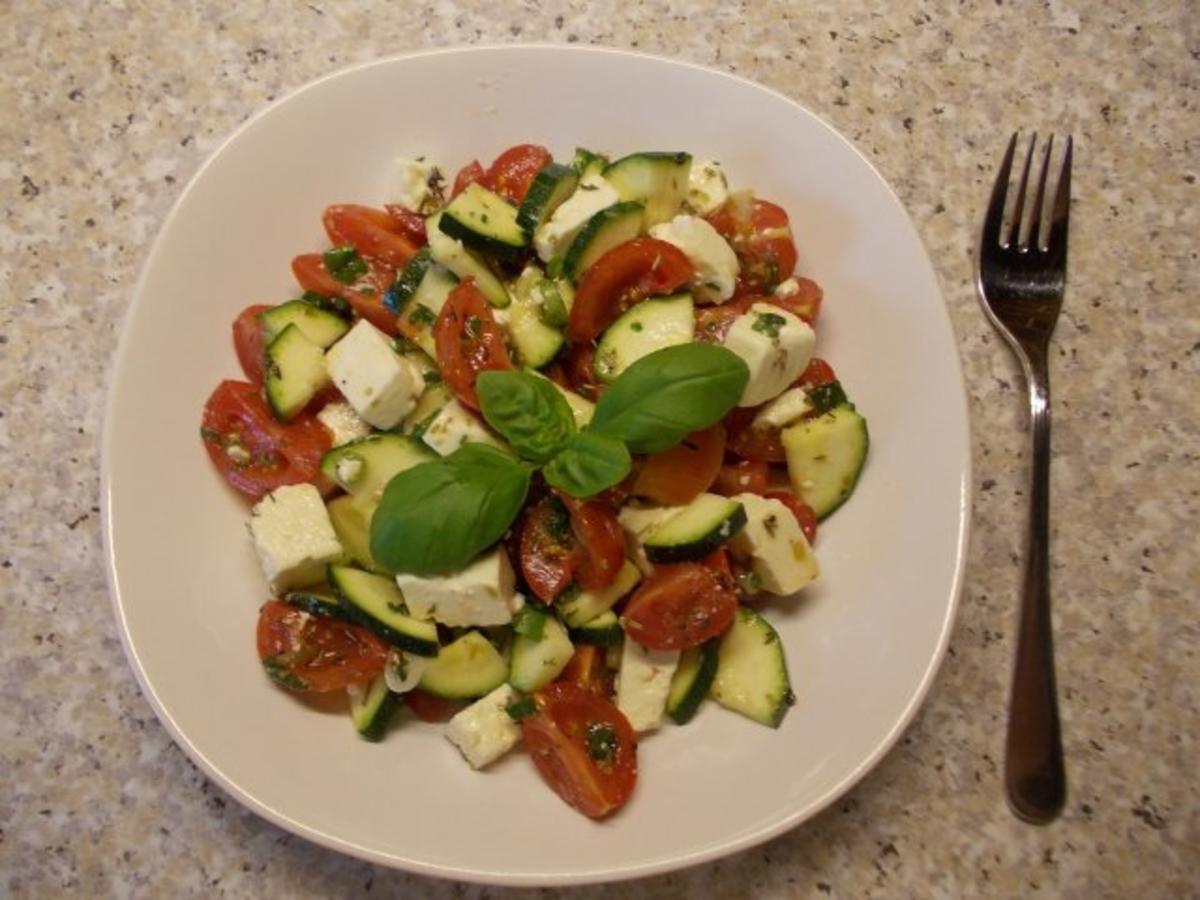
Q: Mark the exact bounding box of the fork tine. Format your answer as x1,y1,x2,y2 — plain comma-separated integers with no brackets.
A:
982,132,1018,249
1047,135,1072,259
1007,132,1037,248
1028,135,1054,250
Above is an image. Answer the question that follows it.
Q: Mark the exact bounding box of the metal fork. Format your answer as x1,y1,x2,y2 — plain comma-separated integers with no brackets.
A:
976,132,1073,824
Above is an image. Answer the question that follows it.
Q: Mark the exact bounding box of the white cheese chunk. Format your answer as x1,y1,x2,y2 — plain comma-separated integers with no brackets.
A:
388,156,443,214
533,172,620,262
325,320,422,430
774,277,801,298
616,636,679,732
394,547,519,627
728,493,819,595
722,302,816,407
752,386,813,431
420,398,507,456
618,504,686,574
445,684,523,769
648,214,739,303
685,159,729,216
248,484,343,593
316,400,373,447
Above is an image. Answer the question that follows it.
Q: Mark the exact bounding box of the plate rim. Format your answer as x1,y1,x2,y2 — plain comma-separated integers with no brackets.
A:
101,42,971,887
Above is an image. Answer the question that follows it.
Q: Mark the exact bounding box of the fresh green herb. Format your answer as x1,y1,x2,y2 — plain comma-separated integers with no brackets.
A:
536,279,569,328
407,305,437,327
543,431,632,499
300,290,351,316
262,659,307,691
476,370,577,464
323,245,368,284
505,696,537,721
806,380,848,414
585,722,618,764
630,322,644,333
752,311,787,338
589,343,749,453
370,444,531,576
513,605,548,641
465,315,483,339
422,369,443,385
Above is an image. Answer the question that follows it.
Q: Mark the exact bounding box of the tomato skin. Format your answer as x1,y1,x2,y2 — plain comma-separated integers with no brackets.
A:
405,689,459,722
290,253,398,336
772,276,823,325
518,496,576,603
556,644,611,695
799,357,836,387
724,406,786,463
631,425,726,506
712,459,771,496
384,204,429,246
201,380,331,501
562,497,625,591
568,237,695,342
323,204,419,269
486,144,552,205
451,160,485,198
708,198,798,292
433,278,515,409
563,342,601,401
523,682,637,819
256,600,388,692
232,304,272,384
763,490,818,545
620,560,738,650
694,295,755,344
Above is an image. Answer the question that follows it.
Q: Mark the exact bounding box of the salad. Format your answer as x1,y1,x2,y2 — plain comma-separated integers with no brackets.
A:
199,142,869,819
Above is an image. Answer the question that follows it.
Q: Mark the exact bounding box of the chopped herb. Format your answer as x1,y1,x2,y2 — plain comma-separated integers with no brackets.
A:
300,290,351,316
465,315,483,339
323,245,368,284
408,305,437,327
630,322,644,332
585,722,618,764
579,183,599,191
262,659,307,691
763,514,779,537
752,311,787,339
505,696,537,721
422,370,443,385
806,380,848,414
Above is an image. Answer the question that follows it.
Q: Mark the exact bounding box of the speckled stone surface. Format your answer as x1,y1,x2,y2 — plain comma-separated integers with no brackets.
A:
2,1,1197,896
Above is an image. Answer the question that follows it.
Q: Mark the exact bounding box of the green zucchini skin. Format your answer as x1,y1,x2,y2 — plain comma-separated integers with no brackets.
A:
667,639,719,725
643,494,748,564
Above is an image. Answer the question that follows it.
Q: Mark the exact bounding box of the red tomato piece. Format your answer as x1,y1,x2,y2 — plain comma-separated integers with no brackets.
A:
724,406,787,463
563,342,601,401
256,600,388,693
694,295,755,344
384,204,429,246
568,237,694,342
630,425,726,506
522,682,638,819
232,304,272,384
518,495,576,603
290,253,398,336
433,278,515,409
451,160,486,198
323,204,419,268
763,490,818,545
556,645,611,695
798,357,837,388
711,459,771,496
561,496,625,591
486,143,552,205
405,689,460,722
707,197,798,292
200,380,331,501
771,276,823,325
620,560,738,650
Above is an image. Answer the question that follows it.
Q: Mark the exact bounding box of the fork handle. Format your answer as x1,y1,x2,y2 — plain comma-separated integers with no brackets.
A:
1005,344,1067,823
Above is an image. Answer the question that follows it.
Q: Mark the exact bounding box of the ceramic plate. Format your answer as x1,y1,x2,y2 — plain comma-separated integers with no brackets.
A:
103,46,969,886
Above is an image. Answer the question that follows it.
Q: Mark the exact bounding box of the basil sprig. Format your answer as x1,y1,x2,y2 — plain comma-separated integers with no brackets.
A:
590,344,749,453
477,370,576,463
543,431,632,499
369,444,531,576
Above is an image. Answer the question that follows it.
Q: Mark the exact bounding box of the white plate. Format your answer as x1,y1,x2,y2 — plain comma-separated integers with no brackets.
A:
103,46,969,886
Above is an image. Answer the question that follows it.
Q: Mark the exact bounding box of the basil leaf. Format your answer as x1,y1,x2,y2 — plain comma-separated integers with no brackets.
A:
476,370,577,463
806,379,848,415
589,344,749,453
369,444,531,576
543,431,632,499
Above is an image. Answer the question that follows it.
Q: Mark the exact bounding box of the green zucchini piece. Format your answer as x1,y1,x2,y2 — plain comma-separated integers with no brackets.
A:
259,300,349,347
320,433,436,504
349,674,402,742
328,564,439,656
780,405,869,520
426,212,510,308
555,560,642,628
386,247,434,312
569,609,623,647
562,201,644,282
439,183,529,262
393,258,457,357
325,495,383,574
283,586,344,619
418,630,509,699
516,163,580,234
593,293,694,383
710,606,794,728
643,493,747,563
509,615,575,692
667,639,719,725
571,147,609,177
508,266,565,368
603,151,692,226
264,323,329,422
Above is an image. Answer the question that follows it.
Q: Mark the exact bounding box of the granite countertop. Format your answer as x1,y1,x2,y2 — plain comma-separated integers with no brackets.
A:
2,1,1196,896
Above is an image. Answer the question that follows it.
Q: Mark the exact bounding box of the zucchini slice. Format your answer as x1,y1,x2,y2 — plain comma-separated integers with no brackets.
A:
593,293,694,383
710,606,794,728
320,433,435,503
643,493,747,563
264,323,330,422
325,495,383,574
569,609,624,647
603,151,692,226
571,147,609,177
667,639,719,725
509,615,575,691
438,183,529,262
283,586,344,619
508,266,565,368
516,163,580,235
426,212,510,308
349,674,402,742
328,564,439,656
259,300,349,347
418,631,509,699
393,257,458,357
555,559,642,627
780,405,869,519
562,201,644,282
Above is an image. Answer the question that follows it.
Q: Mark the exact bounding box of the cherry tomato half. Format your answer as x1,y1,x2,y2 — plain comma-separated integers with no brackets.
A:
568,237,694,342
799,357,837,388
620,559,738,651
433,278,515,409
486,144,552,205
694,295,755,344
383,204,429,246
772,276,823,325
451,160,486,198
256,600,388,692
290,253,397,336
707,197,798,292
724,406,786,463
561,496,625,591
630,424,726,506
518,495,576,603
522,682,638,819
556,644,611,695
323,204,419,269
711,459,771,496
232,304,272,384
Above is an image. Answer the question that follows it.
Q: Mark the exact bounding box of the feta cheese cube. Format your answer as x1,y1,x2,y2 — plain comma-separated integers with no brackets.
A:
774,277,801,298
728,493,819,595
533,172,620,262
445,684,523,769
394,547,520,627
648,214,739,303
248,484,343,593
420,398,507,456
752,386,813,431
685,159,729,216
316,400,373,447
618,504,685,574
325,320,422,429
616,636,679,732
722,302,816,407
388,156,443,214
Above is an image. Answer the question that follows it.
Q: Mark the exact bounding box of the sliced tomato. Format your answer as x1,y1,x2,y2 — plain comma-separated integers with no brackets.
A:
563,342,600,400
568,237,694,342
631,425,726,506
432,278,515,409
486,143,552,205
256,600,388,692
556,645,610,695
620,559,738,651
763,490,818,545
451,160,485,198
711,459,770,496
384,204,429,246
798,357,837,387
523,682,637,819
707,197,798,292
772,276,823,325
561,497,625,591
232,304,272,384
201,380,331,500
404,688,460,722
322,204,420,269
518,495,576,603
694,294,755,343
724,406,786,463
290,253,398,335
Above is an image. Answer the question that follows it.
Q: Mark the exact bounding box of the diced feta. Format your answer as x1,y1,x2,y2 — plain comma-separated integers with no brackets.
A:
445,684,523,769
728,493,819,595
420,398,507,456
616,636,679,732
388,156,443,214
752,386,813,431
774,277,801,298
316,400,373,447
248,484,343,593
394,547,519,627
533,172,620,262
648,214,739,303
618,504,685,574
325,320,422,429
383,649,430,694
685,159,729,216
722,302,816,407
